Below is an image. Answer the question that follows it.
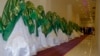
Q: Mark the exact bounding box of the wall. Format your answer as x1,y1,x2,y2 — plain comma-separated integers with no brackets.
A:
96,0,100,55
0,0,6,16
50,0,67,19
72,13,81,25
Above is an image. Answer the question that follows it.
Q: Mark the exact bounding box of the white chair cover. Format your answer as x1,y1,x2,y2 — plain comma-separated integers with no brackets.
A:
5,17,37,56
57,29,69,44
37,27,48,51
46,30,57,47
0,34,7,56
70,30,80,39
78,31,84,36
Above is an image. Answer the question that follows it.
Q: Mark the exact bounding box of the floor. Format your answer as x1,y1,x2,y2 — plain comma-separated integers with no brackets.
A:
36,35,86,56
64,35,98,56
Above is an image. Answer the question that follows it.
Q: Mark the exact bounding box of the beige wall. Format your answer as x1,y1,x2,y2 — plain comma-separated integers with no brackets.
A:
50,0,67,19
0,0,6,16
96,0,100,55
72,13,81,25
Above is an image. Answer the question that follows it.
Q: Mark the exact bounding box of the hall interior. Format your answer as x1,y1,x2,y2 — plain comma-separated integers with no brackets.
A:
0,0,99,56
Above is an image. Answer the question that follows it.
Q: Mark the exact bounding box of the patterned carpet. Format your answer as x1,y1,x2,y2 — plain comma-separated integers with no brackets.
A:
35,35,86,56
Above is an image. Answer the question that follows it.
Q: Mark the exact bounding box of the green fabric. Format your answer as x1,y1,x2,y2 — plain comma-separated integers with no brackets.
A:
1,0,25,41
59,17,68,35
71,22,81,32
46,11,57,35
67,21,73,35
41,17,52,37
3,13,21,41
52,12,57,32
67,21,81,35
37,5,52,37
22,1,46,37
22,1,37,34
0,17,3,33
55,15,61,32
